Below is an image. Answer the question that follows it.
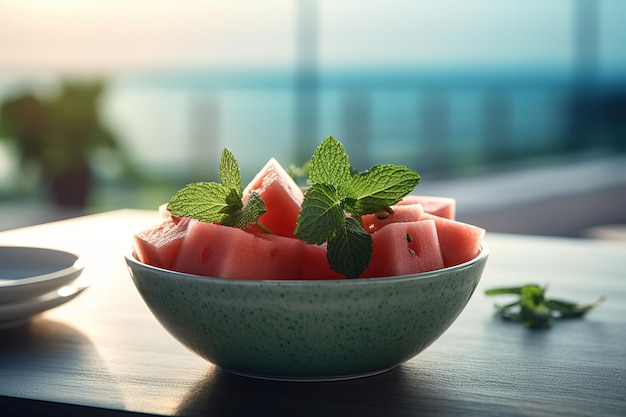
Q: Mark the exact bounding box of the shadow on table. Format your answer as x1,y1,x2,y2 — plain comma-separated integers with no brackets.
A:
176,364,523,417
0,317,126,411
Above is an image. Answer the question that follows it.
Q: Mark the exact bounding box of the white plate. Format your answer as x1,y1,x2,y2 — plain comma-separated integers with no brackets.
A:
0,275,91,330
0,246,84,304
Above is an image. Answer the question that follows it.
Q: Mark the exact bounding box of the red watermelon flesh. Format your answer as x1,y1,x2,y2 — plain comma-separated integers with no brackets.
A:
171,220,227,277
361,204,425,233
361,220,444,278
242,158,304,238
173,219,305,280
220,232,305,280
299,244,345,280
398,195,456,220
419,212,485,268
134,216,190,270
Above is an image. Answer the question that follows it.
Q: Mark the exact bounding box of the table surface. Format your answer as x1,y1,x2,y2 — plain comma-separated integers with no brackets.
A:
0,209,624,417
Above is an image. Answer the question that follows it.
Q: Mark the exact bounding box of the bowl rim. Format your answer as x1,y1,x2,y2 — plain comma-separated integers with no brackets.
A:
0,246,84,288
125,241,488,287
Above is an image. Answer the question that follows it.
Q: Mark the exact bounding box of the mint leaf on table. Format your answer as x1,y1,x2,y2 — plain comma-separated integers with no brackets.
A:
518,285,553,328
485,284,605,329
544,297,606,318
167,148,268,231
295,136,420,278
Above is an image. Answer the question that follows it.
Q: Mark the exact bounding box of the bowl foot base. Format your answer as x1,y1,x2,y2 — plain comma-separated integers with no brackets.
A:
224,365,398,382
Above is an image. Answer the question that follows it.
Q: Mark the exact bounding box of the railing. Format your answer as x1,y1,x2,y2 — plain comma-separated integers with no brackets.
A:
180,68,626,180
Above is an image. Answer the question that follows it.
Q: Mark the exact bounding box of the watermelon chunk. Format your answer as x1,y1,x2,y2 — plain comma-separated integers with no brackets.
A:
361,220,444,278
134,216,190,270
419,212,485,268
299,244,345,280
361,204,425,233
221,232,306,280
172,220,234,278
398,195,456,220
242,158,304,238
173,219,306,280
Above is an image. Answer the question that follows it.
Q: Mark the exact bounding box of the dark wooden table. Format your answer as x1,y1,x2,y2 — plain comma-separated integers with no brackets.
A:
1,210,624,416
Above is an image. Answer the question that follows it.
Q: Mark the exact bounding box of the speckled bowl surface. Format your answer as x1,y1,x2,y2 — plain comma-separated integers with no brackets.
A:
125,243,488,381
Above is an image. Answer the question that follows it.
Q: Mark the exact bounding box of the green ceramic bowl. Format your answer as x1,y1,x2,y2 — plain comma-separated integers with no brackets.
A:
125,243,488,381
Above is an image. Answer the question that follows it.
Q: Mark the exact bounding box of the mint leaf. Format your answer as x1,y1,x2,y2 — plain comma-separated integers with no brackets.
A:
294,183,345,245
545,297,605,318
309,136,351,187
220,148,242,193
218,188,244,217
221,191,267,229
167,182,230,223
486,284,605,328
519,285,551,328
485,287,524,296
349,164,421,215
326,217,373,279
167,148,269,232
295,184,374,278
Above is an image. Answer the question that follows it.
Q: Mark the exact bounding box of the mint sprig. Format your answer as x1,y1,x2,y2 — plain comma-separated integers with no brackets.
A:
167,148,269,231
295,136,420,278
485,284,605,329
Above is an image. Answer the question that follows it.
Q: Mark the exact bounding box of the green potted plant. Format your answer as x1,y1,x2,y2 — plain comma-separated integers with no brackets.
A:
1,80,120,209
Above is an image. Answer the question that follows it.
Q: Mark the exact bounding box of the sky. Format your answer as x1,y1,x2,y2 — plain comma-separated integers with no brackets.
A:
1,0,625,75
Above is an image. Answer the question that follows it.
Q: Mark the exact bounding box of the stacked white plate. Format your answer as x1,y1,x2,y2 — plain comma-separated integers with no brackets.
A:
0,246,89,329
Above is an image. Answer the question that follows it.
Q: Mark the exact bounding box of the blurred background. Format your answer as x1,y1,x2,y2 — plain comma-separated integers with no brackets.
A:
1,0,625,238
